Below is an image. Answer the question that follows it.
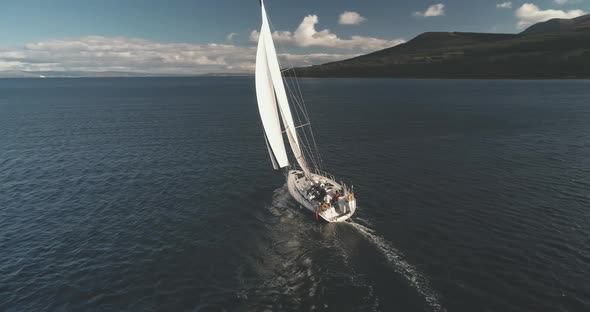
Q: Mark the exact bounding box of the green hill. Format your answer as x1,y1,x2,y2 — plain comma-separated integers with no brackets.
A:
295,14,590,79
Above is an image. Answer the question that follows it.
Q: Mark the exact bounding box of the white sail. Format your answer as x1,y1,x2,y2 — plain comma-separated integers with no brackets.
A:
255,28,289,169
263,135,280,169
254,0,357,223
259,0,310,175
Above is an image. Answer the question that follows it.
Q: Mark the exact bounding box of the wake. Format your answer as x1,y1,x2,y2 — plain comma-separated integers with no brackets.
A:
267,186,445,311
347,221,446,312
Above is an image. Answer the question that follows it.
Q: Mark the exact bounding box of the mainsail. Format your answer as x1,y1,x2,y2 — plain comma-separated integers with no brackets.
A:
255,29,288,169
256,0,310,175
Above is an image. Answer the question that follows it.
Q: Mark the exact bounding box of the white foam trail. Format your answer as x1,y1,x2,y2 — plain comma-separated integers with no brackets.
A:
267,184,296,216
348,221,445,312
266,186,444,310
354,216,374,228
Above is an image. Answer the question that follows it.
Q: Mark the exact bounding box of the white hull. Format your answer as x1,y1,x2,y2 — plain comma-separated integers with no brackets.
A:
286,170,356,222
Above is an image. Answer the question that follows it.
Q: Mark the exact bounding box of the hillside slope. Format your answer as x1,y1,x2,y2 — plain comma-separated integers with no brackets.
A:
295,14,590,79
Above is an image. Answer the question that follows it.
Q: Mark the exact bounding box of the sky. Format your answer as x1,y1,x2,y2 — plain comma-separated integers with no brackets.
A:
0,0,588,74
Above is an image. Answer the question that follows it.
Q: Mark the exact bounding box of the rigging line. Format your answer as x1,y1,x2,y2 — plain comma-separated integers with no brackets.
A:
283,76,313,143
266,58,314,168
293,105,319,172
280,66,321,170
285,76,319,171
288,63,311,121
284,79,319,170
266,15,309,123
285,75,311,122
287,80,318,170
287,64,325,170
283,72,321,170
286,77,323,171
263,5,321,176
291,86,323,171
281,123,310,133
304,113,325,169
266,15,319,171
276,57,323,171
266,12,324,171
295,93,324,170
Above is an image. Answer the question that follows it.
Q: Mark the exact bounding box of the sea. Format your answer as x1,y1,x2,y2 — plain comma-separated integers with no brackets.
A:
0,77,589,312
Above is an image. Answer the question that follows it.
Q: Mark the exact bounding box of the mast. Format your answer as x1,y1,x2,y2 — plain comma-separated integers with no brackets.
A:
256,0,311,176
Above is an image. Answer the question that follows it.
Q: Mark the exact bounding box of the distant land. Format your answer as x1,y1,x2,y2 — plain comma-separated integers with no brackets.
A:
0,71,253,79
0,71,172,78
295,14,590,79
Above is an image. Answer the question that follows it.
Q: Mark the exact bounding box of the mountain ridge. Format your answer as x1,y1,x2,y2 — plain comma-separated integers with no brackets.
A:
294,14,590,79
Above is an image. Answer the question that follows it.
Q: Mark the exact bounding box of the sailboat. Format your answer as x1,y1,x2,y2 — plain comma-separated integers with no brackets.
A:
255,0,357,222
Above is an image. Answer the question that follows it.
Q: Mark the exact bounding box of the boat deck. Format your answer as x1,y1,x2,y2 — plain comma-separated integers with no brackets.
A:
287,170,356,222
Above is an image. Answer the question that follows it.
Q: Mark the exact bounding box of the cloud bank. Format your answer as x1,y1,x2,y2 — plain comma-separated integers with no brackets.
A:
515,3,586,28
496,2,513,9
0,12,405,74
0,36,358,74
250,15,405,51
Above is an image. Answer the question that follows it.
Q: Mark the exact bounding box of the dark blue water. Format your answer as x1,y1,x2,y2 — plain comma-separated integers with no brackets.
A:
1,77,589,311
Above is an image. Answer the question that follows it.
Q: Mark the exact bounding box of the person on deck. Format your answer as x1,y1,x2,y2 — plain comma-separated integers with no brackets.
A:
332,191,341,204
317,185,327,199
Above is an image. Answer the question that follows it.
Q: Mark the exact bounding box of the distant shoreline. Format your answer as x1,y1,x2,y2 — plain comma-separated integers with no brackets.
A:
0,71,254,79
1,75,589,80
0,74,254,79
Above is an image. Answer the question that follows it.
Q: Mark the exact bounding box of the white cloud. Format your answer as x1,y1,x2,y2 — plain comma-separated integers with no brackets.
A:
496,2,513,9
226,32,237,42
0,36,357,74
414,4,446,17
249,30,259,42
553,0,582,4
250,15,405,51
339,11,367,25
515,3,586,29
